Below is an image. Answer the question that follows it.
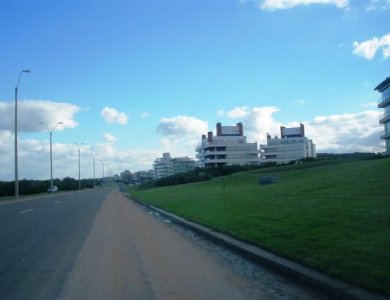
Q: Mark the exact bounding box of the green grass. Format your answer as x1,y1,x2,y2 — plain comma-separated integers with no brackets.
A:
128,158,390,295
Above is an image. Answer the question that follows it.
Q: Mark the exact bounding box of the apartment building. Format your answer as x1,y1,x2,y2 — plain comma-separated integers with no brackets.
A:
196,122,260,167
133,170,155,185
153,152,196,179
260,124,316,164
376,77,390,156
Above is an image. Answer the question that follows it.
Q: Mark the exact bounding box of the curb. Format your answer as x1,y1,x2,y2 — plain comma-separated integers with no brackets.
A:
126,193,388,300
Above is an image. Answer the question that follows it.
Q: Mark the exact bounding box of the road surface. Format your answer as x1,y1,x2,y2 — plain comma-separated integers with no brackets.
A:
0,187,327,299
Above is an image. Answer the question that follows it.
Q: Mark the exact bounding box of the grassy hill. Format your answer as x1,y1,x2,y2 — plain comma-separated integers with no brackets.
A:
128,158,390,295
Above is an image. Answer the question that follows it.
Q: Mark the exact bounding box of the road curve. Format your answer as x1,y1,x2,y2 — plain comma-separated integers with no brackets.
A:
59,189,326,300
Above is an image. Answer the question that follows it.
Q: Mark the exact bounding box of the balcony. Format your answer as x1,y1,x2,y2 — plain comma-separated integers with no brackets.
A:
378,93,390,108
380,130,390,139
379,112,390,123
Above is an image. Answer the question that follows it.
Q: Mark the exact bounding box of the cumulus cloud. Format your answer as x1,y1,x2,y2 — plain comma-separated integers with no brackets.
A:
353,33,390,60
227,106,251,118
0,131,76,180
217,107,251,118
157,115,208,137
140,112,151,119
220,106,281,142
157,115,208,154
0,100,80,132
101,106,128,125
103,132,117,143
0,131,160,181
221,106,382,153
367,0,390,11
302,111,382,152
244,0,349,11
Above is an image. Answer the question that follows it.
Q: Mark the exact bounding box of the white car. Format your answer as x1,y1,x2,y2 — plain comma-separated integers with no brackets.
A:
47,186,58,193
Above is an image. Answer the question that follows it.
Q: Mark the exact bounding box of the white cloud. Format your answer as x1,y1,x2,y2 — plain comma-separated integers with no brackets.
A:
251,0,349,11
0,100,80,132
221,106,281,142
0,132,160,181
353,33,390,60
227,106,251,118
140,112,151,119
303,111,382,152
0,106,383,181
292,99,306,106
360,102,377,108
216,109,226,117
367,0,390,11
103,132,117,143
157,115,208,155
221,106,382,153
157,115,208,137
101,106,128,125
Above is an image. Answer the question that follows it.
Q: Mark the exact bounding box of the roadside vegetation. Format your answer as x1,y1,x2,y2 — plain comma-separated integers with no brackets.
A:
129,156,390,295
140,152,381,189
0,177,102,198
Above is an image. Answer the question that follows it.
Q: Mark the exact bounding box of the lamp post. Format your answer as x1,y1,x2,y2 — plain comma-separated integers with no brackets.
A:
100,160,105,184
106,165,110,182
39,121,63,191
14,70,31,197
91,154,96,187
74,143,85,190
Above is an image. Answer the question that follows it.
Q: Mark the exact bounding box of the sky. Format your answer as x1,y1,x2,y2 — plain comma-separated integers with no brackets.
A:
1,0,389,181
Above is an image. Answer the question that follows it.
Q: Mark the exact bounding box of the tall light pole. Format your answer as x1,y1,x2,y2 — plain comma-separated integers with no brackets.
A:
91,154,96,187
106,166,109,182
14,69,31,197
39,121,63,191
100,160,105,184
74,143,84,190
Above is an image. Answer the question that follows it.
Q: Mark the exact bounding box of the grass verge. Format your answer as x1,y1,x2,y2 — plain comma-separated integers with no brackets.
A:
128,158,390,295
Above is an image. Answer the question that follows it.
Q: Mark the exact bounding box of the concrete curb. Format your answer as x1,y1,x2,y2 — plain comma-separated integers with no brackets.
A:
126,193,388,300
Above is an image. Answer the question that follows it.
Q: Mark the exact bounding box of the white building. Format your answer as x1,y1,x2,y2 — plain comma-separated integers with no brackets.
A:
133,170,155,185
376,77,390,156
196,122,260,167
153,152,196,179
260,124,316,164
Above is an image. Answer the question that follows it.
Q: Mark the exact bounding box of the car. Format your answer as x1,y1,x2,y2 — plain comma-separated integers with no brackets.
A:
47,186,58,193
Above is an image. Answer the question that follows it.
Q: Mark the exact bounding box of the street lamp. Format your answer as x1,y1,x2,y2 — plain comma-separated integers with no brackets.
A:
100,160,105,184
91,153,96,187
39,121,63,191
14,69,31,197
106,165,111,182
74,143,85,190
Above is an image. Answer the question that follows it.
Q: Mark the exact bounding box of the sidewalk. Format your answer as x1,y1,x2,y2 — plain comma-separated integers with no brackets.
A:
127,194,389,300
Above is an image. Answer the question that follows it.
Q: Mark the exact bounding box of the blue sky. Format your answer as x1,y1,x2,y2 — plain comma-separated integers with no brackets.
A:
1,0,389,180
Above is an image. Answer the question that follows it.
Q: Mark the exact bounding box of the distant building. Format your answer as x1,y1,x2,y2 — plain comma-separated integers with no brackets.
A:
133,170,155,185
376,77,390,156
260,123,316,164
153,152,196,179
196,122,260,167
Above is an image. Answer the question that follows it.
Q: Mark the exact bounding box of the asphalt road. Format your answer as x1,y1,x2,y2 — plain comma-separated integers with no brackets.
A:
0,188,110,299
0,187,327,299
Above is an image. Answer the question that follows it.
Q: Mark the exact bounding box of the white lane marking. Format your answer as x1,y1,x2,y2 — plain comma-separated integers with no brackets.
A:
54,200,61,204
19,209,34,214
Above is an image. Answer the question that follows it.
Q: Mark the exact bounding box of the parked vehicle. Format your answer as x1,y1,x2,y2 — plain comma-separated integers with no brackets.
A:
47,186,58,193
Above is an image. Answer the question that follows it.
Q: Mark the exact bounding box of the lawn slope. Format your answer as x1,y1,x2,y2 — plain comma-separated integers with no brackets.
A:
129,158,390,295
